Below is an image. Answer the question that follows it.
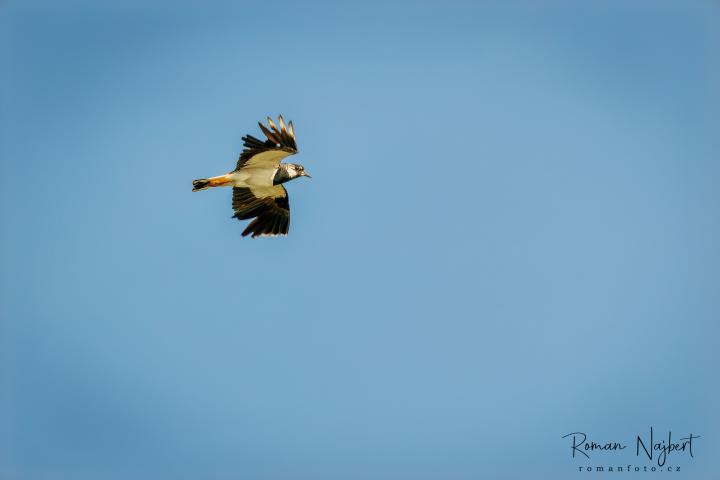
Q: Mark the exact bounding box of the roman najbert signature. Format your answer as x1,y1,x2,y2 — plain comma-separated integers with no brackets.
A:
561,428,700,467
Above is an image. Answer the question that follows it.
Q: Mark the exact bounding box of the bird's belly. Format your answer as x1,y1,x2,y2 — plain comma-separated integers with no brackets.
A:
228,167,276,187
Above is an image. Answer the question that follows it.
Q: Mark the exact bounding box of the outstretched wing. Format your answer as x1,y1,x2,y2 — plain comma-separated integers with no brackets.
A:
232,185,290,238
235,115,298,171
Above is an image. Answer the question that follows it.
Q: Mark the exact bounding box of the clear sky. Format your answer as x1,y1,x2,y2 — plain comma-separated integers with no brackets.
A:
1,1,719,478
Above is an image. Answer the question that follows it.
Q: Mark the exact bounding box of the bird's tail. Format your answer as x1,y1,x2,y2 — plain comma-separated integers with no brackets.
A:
192,174,231,192
192,178,211,191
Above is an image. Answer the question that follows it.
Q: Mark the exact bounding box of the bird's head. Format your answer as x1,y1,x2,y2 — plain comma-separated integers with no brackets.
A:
286,163,312,179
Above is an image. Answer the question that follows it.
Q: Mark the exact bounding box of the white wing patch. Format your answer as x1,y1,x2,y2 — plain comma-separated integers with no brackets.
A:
244,149,293,168
248,184,286,200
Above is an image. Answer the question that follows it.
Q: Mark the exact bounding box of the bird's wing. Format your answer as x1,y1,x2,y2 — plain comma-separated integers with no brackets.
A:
235,115,298,171
232,185,290,237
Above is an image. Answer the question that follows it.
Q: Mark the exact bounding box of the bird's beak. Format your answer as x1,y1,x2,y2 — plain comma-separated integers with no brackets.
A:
303,172,312,178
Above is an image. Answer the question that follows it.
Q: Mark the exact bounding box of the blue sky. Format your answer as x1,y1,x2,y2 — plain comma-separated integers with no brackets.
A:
1,1,719,478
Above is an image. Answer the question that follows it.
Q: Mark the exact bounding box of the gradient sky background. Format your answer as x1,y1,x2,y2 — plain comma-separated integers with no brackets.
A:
1,1,719,479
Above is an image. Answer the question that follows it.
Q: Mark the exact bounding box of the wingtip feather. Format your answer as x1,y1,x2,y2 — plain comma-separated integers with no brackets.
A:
266,116,278,133
258,121,280,144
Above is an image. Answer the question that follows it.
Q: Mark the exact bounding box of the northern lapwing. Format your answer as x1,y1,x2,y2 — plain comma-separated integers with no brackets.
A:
192,115,310,237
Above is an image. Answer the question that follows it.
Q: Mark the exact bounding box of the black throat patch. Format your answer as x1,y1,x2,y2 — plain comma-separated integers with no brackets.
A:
273,166,292,185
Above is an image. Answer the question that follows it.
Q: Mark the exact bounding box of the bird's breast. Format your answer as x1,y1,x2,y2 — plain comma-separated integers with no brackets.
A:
228,167,277,187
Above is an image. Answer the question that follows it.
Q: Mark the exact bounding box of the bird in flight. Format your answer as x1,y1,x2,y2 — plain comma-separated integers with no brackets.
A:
192,115,310,237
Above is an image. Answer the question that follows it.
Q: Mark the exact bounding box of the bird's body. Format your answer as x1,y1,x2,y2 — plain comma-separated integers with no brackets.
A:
192,116,310,238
